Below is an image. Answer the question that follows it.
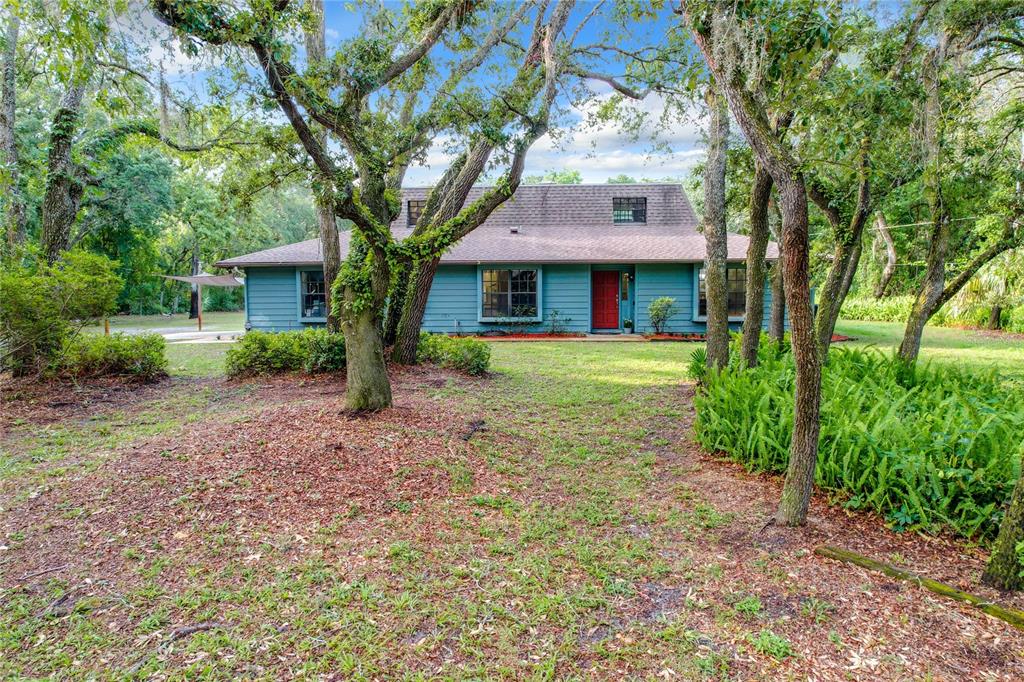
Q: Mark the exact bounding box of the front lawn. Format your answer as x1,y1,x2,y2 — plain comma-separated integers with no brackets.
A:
2,338,1022,679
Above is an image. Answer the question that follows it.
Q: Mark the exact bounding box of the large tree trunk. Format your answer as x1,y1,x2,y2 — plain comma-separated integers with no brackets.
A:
1,13,24,252
188,243,200,319
774,175,823,526
873,211,897,298
741,164,772,366
702,87,730,369
983,461,1024,591
40,81,88,263
341,292,392,411
392,256,440,364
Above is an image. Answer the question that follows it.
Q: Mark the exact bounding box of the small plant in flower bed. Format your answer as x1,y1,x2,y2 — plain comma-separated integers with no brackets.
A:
693,343,1024,541
417,332,490,375
226,329,345,377
56,333,168,381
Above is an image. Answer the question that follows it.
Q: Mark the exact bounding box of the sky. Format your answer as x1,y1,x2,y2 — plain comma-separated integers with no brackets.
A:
134,1,707,185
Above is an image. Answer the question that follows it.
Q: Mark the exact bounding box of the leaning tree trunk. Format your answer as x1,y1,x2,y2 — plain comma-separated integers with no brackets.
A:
392,256,440,365
774,175,823,526
702,87,730,370
341,295,393,411
873,211,897,299
1,13,25,252
40,81,88,263
814,229,865,360
899,31,948,364
983,460,1024,591
741,164,772,366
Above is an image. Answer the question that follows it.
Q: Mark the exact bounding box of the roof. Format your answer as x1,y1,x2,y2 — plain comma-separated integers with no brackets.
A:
216,183,779,268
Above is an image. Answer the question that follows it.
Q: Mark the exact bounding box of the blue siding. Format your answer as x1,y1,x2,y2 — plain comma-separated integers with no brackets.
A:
421,264,590,333
243,262,780,334
244,267,304,331
635,263,700,333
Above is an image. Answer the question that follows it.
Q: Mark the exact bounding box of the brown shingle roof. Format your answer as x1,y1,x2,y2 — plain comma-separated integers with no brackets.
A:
216,183,778,267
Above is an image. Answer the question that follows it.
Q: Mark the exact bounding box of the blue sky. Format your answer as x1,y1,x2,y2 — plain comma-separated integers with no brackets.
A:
138,1,706,184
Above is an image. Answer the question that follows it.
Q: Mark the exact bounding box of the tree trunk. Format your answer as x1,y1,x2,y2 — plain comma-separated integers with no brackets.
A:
702,87,730,370
873,211,897,298
188,244,200,319
382,269,407,347
900,32,948,363
1,13,24,252
774,175,823,526
303,1,341,334
983,461,1024,591
392,256,440,365
814,228,865,360
40,81,88,263
341,299,392,411
315,191,341,332
741,164,772,366
988,304,1003,330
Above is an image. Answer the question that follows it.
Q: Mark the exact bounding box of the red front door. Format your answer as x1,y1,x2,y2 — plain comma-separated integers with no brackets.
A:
592,271,620,330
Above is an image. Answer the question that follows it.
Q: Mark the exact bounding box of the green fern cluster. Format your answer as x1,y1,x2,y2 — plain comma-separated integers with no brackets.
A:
694,345,1024,541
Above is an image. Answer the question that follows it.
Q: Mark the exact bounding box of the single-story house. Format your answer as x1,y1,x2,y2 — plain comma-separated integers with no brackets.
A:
216,183,782,335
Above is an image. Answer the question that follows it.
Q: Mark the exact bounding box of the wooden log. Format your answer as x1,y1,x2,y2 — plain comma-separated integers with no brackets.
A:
814,545,1024,631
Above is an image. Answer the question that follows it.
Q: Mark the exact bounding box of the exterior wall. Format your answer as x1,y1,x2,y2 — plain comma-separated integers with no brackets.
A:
421,264,590,334
243,262,779,334
244,267,306,331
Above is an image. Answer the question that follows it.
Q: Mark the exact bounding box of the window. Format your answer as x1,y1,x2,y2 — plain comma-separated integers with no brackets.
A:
613,197,646,224
621,271,629,301
481,269,538,319
407,199,426,227
698,264,746,318
300,270,326,319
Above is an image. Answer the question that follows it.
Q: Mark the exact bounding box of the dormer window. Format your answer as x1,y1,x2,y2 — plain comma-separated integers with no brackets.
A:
613,197,646,224
407,199,426,227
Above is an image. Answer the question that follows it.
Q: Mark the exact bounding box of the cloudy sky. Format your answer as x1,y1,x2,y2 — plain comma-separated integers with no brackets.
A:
134,1,708,185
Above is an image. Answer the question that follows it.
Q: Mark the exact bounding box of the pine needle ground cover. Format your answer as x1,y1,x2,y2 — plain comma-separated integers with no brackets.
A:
4,341,1024,679
694,346,1024,540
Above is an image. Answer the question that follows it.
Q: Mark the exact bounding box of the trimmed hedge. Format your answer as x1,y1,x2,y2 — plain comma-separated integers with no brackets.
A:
226,329,345,377
57,333,168,381
417,333,491,375
694,344,1024,541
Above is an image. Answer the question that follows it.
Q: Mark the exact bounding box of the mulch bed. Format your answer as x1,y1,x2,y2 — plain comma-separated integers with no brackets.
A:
1,375,174,430
1,366,502,592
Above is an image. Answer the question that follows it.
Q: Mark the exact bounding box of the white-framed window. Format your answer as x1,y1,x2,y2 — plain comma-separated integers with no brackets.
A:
481,268,539,319
300,270,327,319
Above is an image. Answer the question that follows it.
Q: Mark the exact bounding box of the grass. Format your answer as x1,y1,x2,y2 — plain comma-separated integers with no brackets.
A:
836,319,1024,381
2,323,1021,678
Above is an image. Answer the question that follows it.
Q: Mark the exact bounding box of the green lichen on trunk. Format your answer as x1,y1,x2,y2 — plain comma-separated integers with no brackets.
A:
983,463,1024,591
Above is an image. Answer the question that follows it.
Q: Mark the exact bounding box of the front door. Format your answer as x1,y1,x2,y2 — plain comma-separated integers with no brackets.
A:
592,270,620,330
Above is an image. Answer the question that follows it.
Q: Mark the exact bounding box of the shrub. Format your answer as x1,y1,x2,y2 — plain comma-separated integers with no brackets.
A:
303,328,347,373
648,296,678,334
1007,307,1024,333
693,346,1024,541
57,333,168,381
1,251,123,376
226,329,347,377
417,333,490,375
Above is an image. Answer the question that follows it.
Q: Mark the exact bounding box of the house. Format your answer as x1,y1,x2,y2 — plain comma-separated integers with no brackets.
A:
216,183,781,335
